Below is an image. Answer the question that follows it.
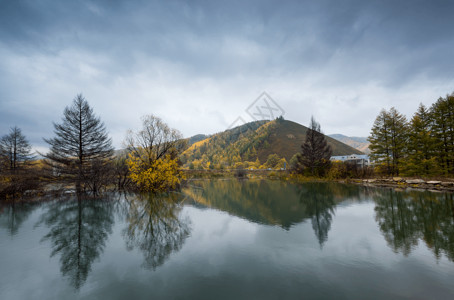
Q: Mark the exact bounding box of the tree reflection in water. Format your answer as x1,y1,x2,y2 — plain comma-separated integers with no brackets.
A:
182,180,358,247
374,189,454,261
297,183,336,247
39,193,115,289
122,192,190,270
0,201,37,236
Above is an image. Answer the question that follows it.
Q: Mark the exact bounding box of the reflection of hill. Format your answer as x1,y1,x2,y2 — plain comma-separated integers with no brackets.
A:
40,194,115,289
374,190,454,261
183,180,309,229
123,193,190,270
183,180,363,237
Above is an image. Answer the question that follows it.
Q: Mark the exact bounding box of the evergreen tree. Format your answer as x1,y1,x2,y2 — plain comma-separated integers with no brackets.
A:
369,109,392,174
368,108,408,176
296,116,332,176
403,104,438,175
44,94,113,193
431,94,454,175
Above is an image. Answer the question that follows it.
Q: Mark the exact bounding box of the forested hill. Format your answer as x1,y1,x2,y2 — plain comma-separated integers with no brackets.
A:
180,118,362,169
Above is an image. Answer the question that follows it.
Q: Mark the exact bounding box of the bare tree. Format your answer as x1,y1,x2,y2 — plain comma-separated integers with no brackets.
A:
0,127,38,198
296,116,332,176
125,115,185,165
44,94,113,193
0,126,34,173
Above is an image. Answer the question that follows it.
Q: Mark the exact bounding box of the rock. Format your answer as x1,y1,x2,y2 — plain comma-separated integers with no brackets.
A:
393,177,403,182
441,182,454,186
367,179,377,183
406,179,425,184
427,181,442,185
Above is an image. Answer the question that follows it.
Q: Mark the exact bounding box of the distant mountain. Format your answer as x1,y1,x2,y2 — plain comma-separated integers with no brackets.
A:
187,134,208,146
328,134,370,154
181,119,362,168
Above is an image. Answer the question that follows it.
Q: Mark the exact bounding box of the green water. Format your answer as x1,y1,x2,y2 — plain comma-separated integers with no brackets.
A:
1,180,454,299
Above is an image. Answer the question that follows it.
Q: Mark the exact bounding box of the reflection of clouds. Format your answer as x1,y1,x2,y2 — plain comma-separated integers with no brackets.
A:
122,193,191,270
210,216,232,238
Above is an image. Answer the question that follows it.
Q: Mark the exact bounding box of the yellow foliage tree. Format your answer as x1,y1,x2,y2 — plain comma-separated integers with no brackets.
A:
125,115,186,193
127,153,183,193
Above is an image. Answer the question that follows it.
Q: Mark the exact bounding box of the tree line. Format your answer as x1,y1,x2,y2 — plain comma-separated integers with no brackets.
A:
368,92,454,177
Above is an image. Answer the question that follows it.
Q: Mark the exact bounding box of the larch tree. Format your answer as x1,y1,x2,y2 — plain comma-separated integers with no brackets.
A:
0,126,34,173
368,108,408,176
296,116,332,176
431,94,454,175
44,94,113,193
368,109,392,175
0,126,37,197
403,104,438,175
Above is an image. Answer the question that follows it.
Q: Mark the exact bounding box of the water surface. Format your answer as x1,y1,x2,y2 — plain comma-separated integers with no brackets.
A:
1,180,454,299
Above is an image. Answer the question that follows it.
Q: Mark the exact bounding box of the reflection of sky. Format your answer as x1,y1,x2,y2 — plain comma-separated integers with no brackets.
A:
1,200,454,299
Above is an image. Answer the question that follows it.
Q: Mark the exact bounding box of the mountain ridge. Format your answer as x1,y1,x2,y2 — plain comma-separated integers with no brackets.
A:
181,119,362,168
328,134,370,154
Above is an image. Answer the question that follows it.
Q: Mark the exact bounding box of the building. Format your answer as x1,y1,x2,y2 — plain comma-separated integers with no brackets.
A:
330,154,370,168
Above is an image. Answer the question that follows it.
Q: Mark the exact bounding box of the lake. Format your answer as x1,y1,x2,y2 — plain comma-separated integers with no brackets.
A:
1,180,454,299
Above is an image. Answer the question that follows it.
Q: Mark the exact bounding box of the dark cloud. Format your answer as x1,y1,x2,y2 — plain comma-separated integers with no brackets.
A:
1,0,453,147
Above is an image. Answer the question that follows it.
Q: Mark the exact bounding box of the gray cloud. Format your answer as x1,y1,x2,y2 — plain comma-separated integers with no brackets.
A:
1,0,453,149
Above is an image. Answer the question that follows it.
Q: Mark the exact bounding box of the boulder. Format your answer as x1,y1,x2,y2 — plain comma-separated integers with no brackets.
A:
406,179,425,184
441,182,454,186
427,181,442,185
393,177,403,182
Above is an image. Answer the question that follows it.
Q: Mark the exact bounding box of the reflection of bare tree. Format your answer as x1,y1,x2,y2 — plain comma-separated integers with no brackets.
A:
123,193,190,270
374,190,454,261
0,202,36,236
298,183,336,248
40,193,114,289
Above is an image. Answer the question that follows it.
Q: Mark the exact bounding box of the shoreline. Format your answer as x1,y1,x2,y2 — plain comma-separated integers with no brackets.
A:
348,177,454,192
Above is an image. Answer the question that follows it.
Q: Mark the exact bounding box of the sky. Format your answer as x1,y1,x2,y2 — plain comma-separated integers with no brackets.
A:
1,0,453,151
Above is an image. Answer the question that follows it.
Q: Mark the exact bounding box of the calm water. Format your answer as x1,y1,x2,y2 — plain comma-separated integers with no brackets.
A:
1,180,454,299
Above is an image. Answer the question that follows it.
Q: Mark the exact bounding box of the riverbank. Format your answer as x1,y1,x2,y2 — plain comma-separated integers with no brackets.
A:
348,177,454,192
183,170,454,192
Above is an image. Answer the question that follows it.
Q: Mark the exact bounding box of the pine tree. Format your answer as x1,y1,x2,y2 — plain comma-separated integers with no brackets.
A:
44,94,113,193
387,107,408,176
368,108,408,176
368,109,392,174
403,104,438,175
296,116,332,176
431,94,454,175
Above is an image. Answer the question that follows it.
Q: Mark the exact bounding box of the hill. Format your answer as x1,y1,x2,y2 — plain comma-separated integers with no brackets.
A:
181,119,362,169
328,134,370,154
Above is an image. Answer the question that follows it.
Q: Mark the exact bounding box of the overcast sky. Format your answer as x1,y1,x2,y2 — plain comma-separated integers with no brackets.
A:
1,0,453,150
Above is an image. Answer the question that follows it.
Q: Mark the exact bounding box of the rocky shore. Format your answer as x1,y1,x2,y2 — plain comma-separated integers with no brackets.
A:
352,177,454,192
